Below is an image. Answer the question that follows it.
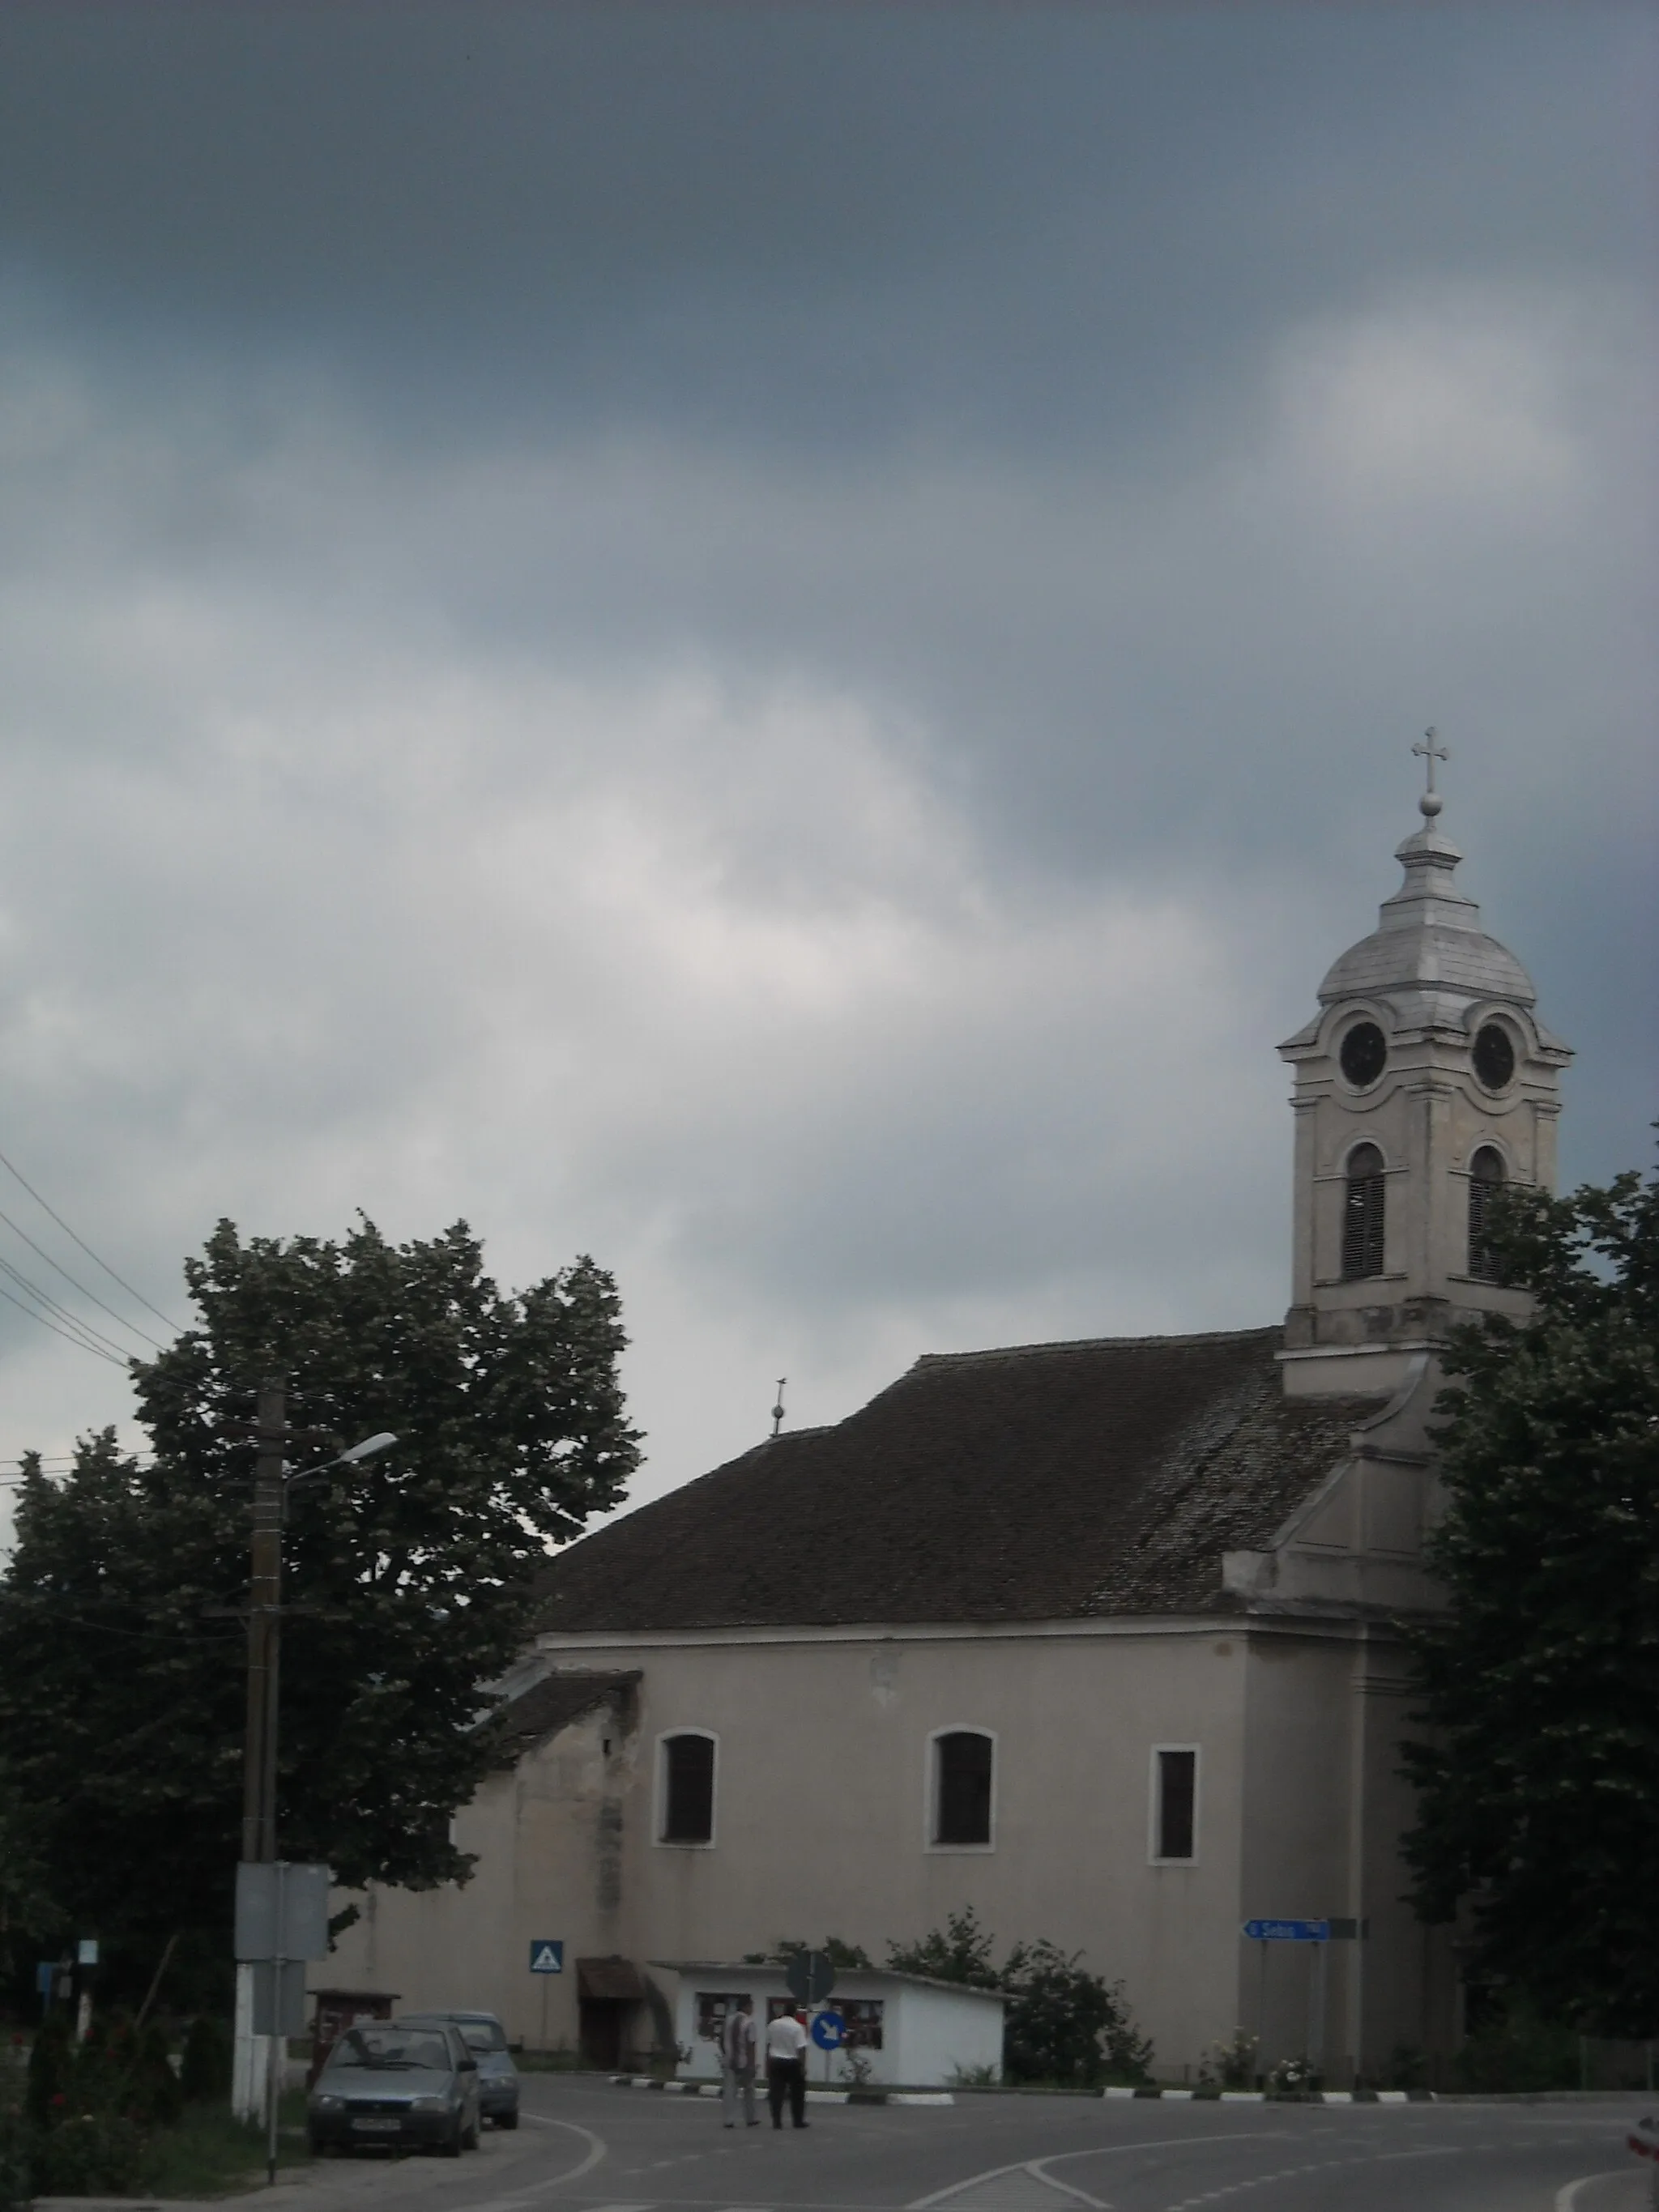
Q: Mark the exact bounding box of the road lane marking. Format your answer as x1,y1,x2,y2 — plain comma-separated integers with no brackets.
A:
457,2114,608,2210
1556,2179,1635,2211
911,2137,1282,2212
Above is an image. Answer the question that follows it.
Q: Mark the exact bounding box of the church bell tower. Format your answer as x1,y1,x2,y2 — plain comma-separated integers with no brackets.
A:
1277,736,1572,1399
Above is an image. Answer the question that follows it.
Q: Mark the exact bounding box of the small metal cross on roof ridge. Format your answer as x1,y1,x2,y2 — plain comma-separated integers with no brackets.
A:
1412,725,1449,797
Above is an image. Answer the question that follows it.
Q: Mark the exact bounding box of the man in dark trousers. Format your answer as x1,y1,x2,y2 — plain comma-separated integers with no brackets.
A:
765,2003,810,2129
719,1996,758,2128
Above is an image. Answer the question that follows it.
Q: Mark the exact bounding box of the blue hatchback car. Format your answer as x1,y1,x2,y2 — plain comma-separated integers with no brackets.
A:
396,2011,520,2128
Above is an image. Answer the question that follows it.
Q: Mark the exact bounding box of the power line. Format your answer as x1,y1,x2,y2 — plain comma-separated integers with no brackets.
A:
0,1250,139,1362
0,1142,185,1336
0,1280,127,1366
0,1200,169,1351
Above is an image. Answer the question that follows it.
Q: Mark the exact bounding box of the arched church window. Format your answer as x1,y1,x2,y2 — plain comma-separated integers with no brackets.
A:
932,1729,994,1848
1341,1143,1386,1281
1468,1146,1506,1284
659,1731,716,1844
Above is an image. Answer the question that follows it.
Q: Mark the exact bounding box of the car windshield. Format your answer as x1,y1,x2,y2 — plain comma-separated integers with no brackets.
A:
402,2014,508,2054
327,2027,451,2072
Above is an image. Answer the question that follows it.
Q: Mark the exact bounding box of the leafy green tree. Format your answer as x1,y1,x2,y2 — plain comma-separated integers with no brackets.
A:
1000,1940,1152,2086
885,1906,1000,1988
885,1911,1152,2082
771,1937,873,1970
0,1216,640,1967
0,1776,56,1984
1401,1161,1659,2035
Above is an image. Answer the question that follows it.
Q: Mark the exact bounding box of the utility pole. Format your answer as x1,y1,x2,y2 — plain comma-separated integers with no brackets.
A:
243,1376,288,1865
233,1375,288,2124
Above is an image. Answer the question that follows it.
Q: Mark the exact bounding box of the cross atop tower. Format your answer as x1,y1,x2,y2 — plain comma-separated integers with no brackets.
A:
1412,727,1449,817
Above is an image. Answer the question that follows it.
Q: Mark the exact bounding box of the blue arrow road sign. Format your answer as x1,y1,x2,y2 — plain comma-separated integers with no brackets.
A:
529,1940,565,1974
811,2010,845,2050
1242,1919,1328,1942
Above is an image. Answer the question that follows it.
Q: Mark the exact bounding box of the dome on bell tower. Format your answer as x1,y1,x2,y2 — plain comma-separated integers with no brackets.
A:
1314,816,1538,1016
1277,736,1572,1400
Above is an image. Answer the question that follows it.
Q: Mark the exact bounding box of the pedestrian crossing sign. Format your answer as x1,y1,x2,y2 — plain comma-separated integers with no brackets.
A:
529,1940,565,1974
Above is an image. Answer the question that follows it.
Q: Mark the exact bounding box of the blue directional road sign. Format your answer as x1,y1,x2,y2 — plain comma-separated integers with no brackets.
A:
810,2010,845,2051
529,1940,565,1974
1242,1919,1328,1942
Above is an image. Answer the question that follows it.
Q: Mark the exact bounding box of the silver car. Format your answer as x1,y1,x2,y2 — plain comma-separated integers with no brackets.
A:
307,2019,481,2157
398,2010,520,2128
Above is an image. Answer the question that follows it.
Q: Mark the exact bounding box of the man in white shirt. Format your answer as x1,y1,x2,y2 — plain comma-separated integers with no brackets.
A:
719,1997,758,2128
765,2005,810,2129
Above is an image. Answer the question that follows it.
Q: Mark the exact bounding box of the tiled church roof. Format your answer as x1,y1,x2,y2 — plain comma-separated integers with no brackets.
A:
533,1327,1382,1632
490,1669,641,1763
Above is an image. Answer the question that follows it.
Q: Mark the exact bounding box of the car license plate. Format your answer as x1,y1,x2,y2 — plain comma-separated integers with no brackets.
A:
351,2116,401,2131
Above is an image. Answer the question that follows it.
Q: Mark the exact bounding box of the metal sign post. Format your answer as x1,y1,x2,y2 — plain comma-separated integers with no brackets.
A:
1307,1938,1327,2080
811,2007,845,2084
784,1951,836,2006
529,1941,564,2055
1242,1917,1365,2076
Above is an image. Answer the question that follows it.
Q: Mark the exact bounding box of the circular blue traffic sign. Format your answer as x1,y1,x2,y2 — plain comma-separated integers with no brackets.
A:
810,2010,845,2050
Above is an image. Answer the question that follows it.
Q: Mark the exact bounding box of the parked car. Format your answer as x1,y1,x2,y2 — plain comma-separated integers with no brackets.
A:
306,2018,481,2157
397,2010,520,2128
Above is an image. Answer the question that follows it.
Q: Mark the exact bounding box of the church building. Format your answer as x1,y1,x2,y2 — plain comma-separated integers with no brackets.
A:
327,764,1569,2083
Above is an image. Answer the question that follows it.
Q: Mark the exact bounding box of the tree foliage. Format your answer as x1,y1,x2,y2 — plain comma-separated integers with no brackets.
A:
886,1908,1152,2083
0,1216,640,1967
885,1907,1000,1989
1400,1160,1659,2035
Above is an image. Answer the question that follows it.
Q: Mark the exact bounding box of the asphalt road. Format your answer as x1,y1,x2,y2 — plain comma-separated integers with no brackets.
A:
158,2078,1654,2212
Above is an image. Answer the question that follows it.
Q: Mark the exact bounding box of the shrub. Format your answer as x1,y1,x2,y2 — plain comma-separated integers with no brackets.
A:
0,2084,30,2212
1002,1940,1153,2087
25,2010,73,2128
885,1907,1000,1989
1383,2042,1427,2092
28,2109,155,2197
130,2022,185,2128
1200,2027,1259,2091
1452,2003,1580,2093
180,2013,232,2103
887,1913,1154,2086
1268,2053,1316,2097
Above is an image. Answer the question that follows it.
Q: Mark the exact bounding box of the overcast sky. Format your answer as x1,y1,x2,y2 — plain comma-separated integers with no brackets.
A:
0,2,1654,1534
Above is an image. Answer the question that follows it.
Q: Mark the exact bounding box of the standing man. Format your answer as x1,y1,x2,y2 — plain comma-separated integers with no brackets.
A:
720,1996,758,2129
766,2003,810,2130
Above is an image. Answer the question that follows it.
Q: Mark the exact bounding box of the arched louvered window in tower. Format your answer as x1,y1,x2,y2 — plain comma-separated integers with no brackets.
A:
1341,1143,1386,1281
1468,1145,1507,1284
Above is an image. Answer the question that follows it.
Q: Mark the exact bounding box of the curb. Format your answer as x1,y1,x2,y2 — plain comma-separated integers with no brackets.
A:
612,2075,952,2106
610,2073,1435,2108
1103,2086,1431,2103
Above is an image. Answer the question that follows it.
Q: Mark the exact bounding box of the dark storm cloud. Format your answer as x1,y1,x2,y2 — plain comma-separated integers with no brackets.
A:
1,3,1648,455
0,3,1653,1512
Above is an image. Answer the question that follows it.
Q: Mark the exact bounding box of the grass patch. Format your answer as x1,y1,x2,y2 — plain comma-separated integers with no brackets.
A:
140,2091,312,2198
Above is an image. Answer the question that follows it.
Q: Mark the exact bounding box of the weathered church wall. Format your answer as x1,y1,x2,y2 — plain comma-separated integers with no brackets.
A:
326,1695,626,2055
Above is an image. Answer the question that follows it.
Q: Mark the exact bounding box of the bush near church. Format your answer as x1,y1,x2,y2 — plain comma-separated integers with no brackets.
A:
885,1908,1153,2086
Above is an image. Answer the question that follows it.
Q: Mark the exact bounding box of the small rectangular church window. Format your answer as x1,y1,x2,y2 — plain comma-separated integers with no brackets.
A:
933,1730,994,1847
1153,1747,1197,1861
660,1732,715,1843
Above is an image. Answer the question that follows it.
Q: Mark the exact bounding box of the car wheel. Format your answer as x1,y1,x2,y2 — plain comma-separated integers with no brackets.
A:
497,2111,520,2131
440,2116,463,2159
463,2115,480,2151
